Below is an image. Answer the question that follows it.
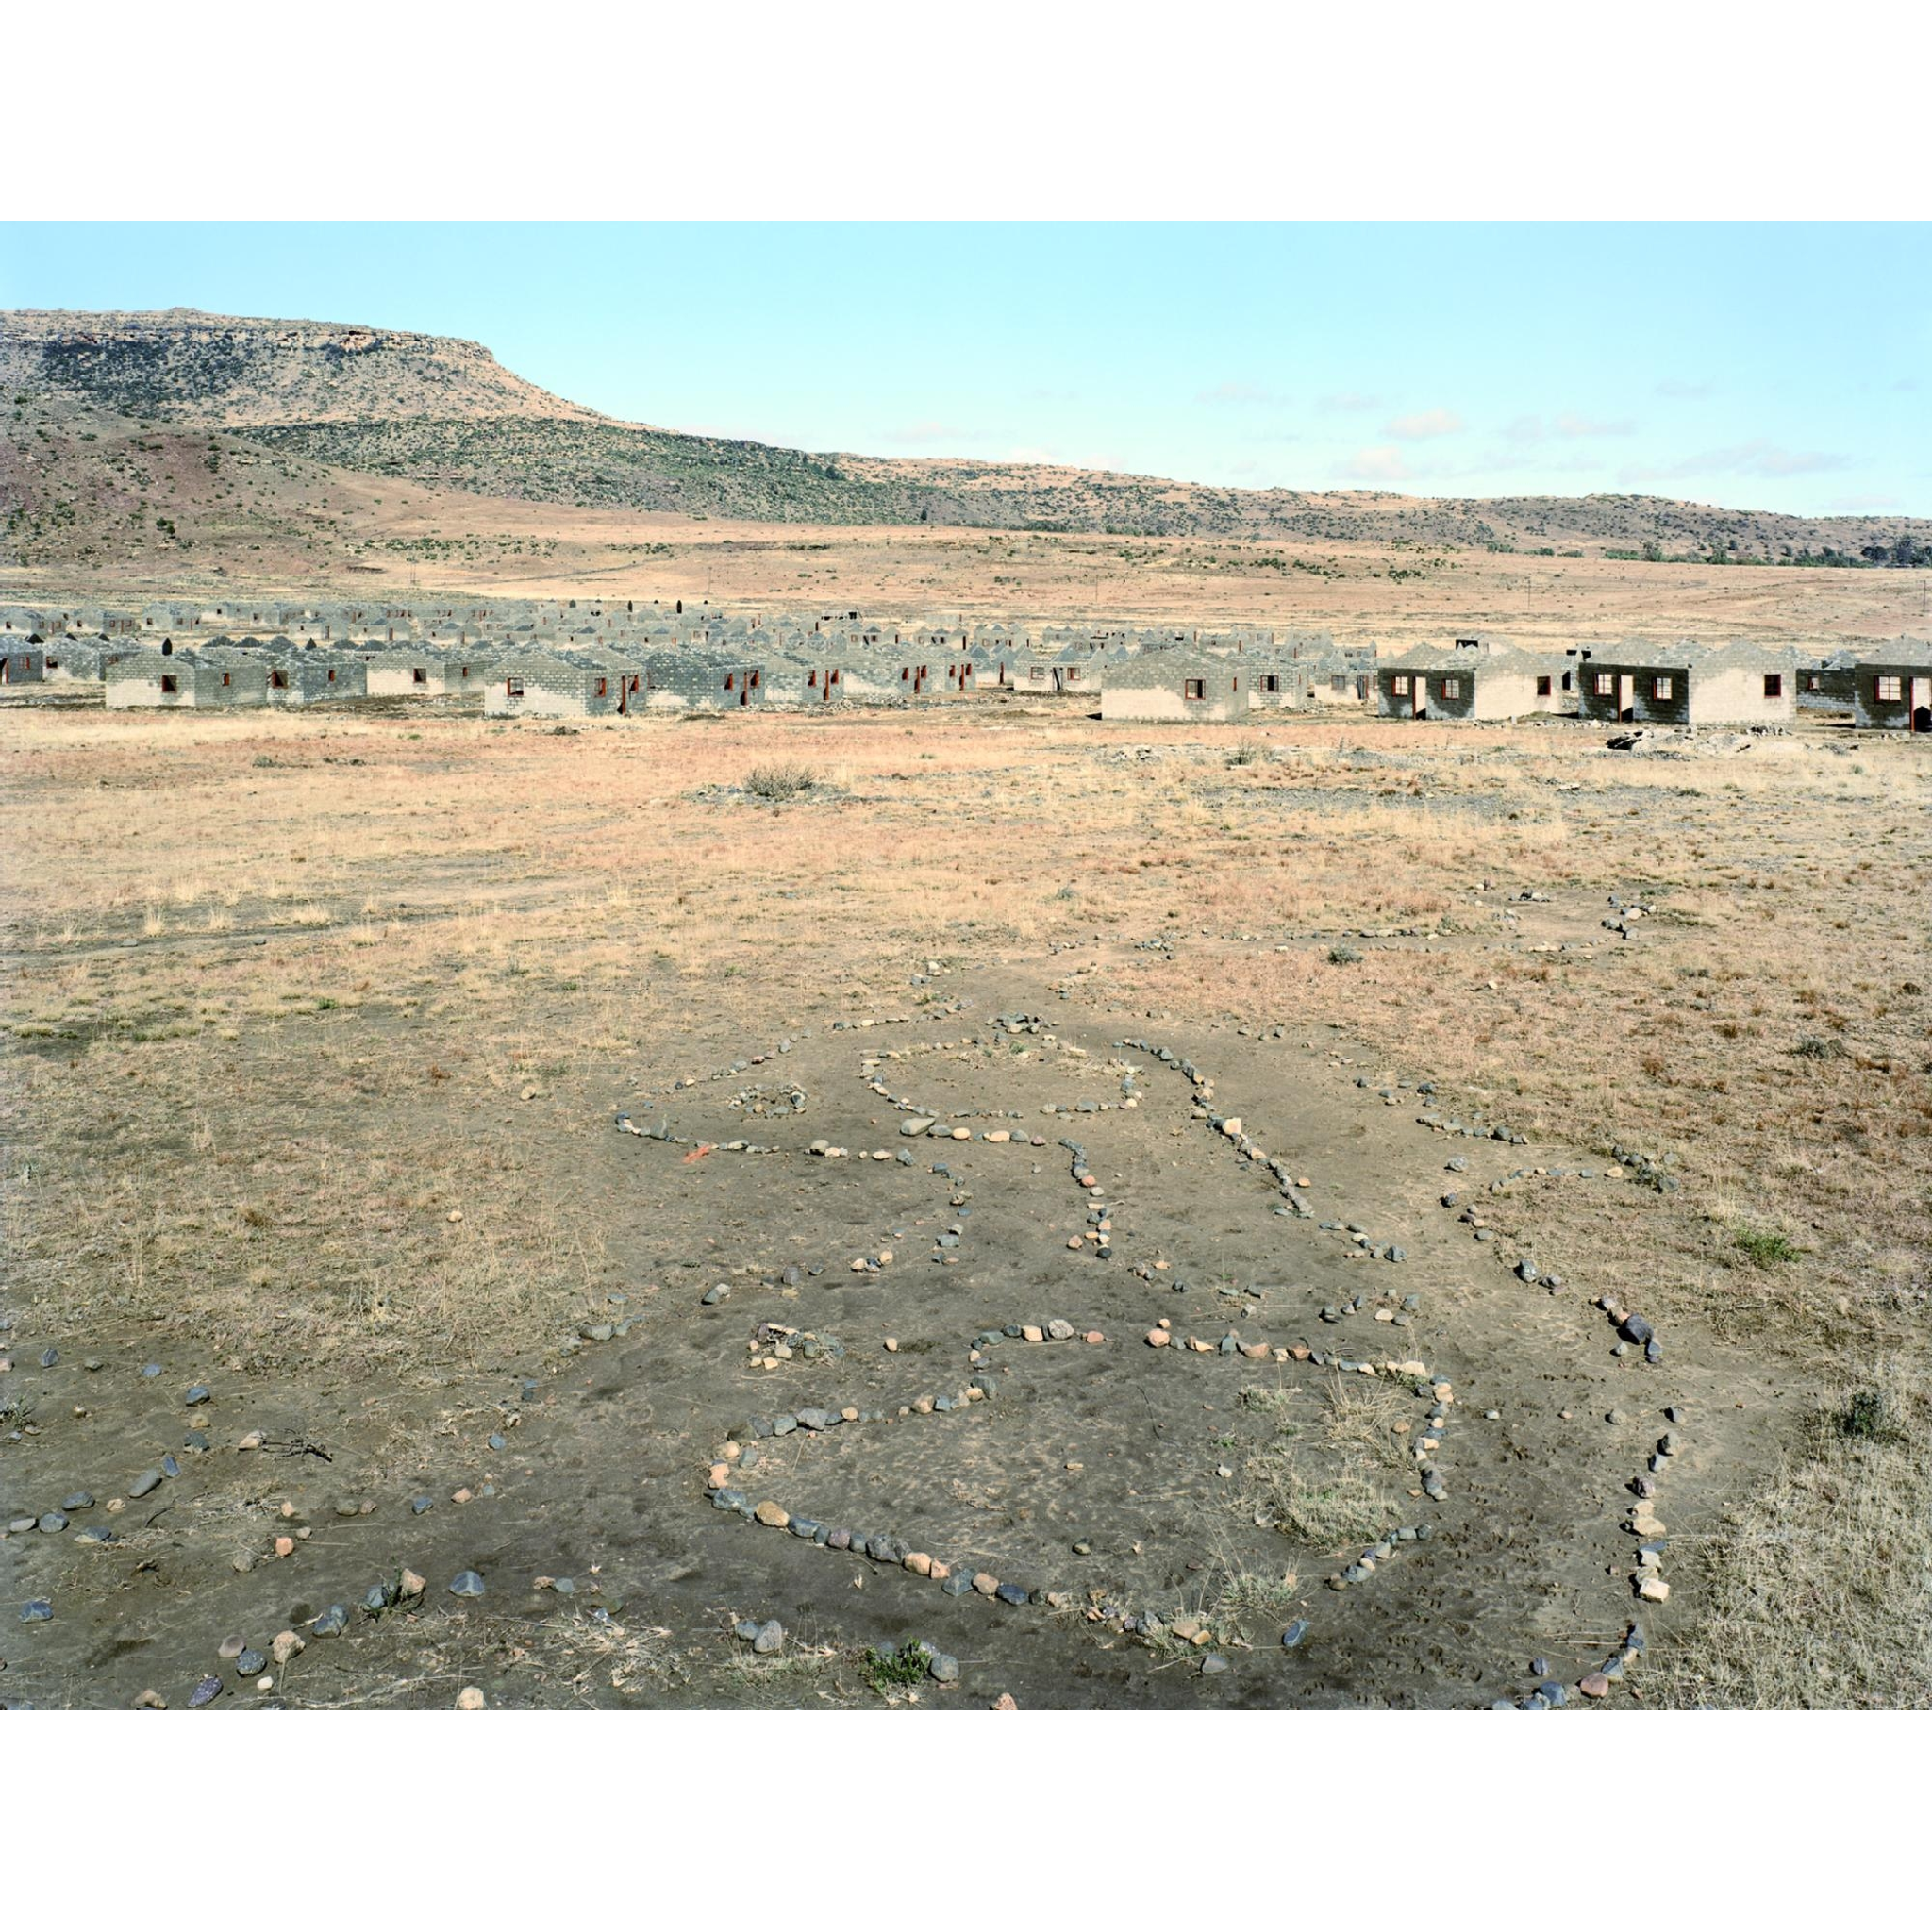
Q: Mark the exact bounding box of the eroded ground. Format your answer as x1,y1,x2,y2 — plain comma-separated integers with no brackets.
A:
2,696,1927,1708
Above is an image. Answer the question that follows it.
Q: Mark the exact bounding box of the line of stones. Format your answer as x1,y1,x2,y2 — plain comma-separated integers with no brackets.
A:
705,1347,1059,1611
661,1024,1476,1666
1145,1318,1455,1513
1121,1038,1416,1268
1455,1116,1682,1703
1597,1295,1684,1610
703,1320,1458,1666
1300,1027,1687,1702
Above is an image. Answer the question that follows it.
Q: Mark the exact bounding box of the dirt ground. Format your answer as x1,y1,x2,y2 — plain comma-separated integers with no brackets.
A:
2,690,1928,1709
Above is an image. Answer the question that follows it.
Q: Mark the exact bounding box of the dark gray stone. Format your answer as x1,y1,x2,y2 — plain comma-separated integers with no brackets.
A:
127,1469,163,1499
448,1570,486,1598
188,1674,224,1707
310,1605,349,1637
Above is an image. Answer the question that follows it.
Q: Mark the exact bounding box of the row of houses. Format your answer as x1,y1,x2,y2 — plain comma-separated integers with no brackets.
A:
1360,633,1932,732
10,601,1930,734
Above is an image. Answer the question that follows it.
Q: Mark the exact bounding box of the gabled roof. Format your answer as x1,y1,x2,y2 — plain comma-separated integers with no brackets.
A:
1852,634,1932,668
1579,638,1803,674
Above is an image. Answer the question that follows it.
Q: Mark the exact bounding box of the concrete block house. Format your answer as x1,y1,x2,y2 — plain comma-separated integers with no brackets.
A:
259,651,370,707
638,652,766,712
1797,648,1858,716
360,647,475,697
759,652,848,707
0,641,46,686
1574,642,1796,727
1850,639,1932,732
42,640,119,682
106,649,268,708
1099,650,1244,724
1376,635,1563,721
486,653,630,719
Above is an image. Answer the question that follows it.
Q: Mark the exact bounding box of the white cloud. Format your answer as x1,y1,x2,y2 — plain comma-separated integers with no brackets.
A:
1504,414,1545,444
1319,391,1379,412
1336,445,1415,483
1385,407,1464,440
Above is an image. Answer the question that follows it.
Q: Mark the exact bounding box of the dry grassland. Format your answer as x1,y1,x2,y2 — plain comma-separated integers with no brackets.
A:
3,694,1928,1704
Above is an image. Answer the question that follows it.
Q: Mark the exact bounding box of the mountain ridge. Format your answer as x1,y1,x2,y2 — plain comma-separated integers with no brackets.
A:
5,307,1927,560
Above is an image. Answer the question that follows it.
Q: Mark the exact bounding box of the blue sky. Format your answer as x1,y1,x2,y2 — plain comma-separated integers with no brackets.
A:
3,222,1926,515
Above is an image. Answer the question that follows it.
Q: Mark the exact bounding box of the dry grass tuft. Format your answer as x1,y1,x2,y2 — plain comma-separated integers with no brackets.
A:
1653,1362,1932,1709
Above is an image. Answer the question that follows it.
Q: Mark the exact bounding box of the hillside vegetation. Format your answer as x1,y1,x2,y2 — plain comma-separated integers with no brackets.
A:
5,307,1928,571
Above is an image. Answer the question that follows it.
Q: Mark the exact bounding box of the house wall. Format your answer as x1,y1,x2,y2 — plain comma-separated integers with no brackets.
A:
1852,665,1932,730
1578,663,1793,726
365,661,448,697
0,649,46,685
1580,668,1682,725
1798,666,1857,713
1100,677,1243,724
487,670,623,717
1378,669,1474,719
1688,665,1794,724
1307,670,1368,706
264,660,369,706
107,661,268,708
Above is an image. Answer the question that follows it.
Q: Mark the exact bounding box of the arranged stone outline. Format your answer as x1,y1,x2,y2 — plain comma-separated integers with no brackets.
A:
9,1003,1697,1707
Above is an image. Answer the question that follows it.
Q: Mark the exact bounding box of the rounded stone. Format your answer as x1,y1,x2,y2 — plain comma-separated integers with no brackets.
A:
448,1570,487,1598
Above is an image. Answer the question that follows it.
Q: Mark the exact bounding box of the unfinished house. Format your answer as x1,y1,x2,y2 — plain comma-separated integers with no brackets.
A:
1574,642,1796,726
757,655,847,708
0,642,46,686
485,654,630,719
42,640,118,682
1376,636,1564,721
1051,647,1101,695
106,650,268,708
1100,651,1244,724
1797,648,1858,716
258,652,370,708
636,653,765,712
361,647,458,697
1850,640,1932,732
